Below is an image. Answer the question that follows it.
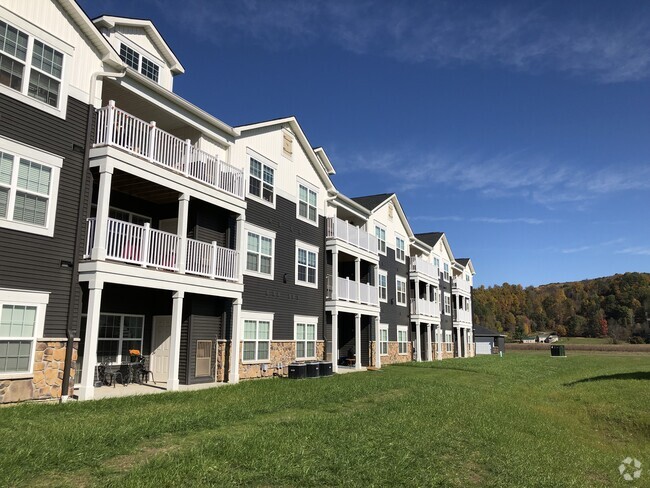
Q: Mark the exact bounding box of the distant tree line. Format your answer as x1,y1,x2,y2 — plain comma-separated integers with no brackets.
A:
472,272,650,343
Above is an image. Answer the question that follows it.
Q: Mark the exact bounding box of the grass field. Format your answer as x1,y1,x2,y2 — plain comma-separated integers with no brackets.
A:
0,354,648,487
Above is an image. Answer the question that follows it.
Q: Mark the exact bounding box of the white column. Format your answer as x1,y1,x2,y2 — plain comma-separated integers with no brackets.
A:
355,257,361,303
415,277,420,314
331,312,338,373
437,325,442,360
374,316,381,369
229,298,242,383
415,321,422,362
177,194,190,274
332,250,339,299
78,280,103,401
235,214,245,283
354,313,362,369
167,291,185,390
426,323,432,361
91,164,113,261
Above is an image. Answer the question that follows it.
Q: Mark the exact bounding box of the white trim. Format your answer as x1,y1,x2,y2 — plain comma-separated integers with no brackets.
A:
294,315,318,360
295,240,319,289
379,323,389,356
243,223,276,281
246,148,277,209
241,311,273,364
397,325,408,355
95,312,145,364
296,177,319,227
395,233,406,263
377,269,388,303
374,222,387,256
395,275,407,307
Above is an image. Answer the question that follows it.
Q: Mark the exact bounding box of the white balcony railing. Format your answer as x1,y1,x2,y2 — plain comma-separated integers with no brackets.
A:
410,256,439,281
84,218,238,281
326,217,378,255
327,276,379,306
410,297,440,318
452,277,472,293
455,308,472,324
95,102,245,200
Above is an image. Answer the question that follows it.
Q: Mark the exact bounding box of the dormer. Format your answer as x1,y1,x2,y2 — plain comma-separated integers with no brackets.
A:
93,16,184,91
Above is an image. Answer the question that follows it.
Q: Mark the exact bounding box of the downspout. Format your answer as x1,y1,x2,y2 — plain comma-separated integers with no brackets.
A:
61,69,126,402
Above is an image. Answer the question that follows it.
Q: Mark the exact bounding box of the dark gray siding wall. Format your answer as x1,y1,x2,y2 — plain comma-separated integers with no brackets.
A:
440,275,453,332
378,248,410,341
0,94,93,337
242,196,325,341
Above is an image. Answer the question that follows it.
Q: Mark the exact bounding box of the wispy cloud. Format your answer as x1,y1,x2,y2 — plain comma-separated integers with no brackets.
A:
145,0,650,83
616,246,650,256
412,215,552,225
560,238,625,254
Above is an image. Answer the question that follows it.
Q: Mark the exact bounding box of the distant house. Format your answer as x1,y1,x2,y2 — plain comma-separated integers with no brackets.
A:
536,332,559,343
521,337,537,344
474,326,506,354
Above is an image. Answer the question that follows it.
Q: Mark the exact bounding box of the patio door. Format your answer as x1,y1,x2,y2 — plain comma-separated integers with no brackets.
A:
151,316,172,380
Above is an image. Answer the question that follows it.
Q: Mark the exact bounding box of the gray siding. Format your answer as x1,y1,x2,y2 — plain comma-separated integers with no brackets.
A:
440,275,453,332
378,249,410,341
0,94,93,338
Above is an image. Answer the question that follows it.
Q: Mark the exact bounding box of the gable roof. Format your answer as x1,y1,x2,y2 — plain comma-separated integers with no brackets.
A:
93,15,185,74
415,232,444,247
456,258,476,275
351,193,393,211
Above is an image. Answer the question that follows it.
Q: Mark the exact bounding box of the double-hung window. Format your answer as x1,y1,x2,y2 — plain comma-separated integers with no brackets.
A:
379,324,389,356
378,270,388,302
375,225,386,254
443,263,450,281
96,314,144,364
119,43,160,83
0,136,62,236
295,317,317,359
295,241,318,287
445,330,452,352
397,326,408,355
245,225,274,279
444,293,451,315
297,182,317,224
249,157,274,204
243,317,271,362
395,235,405,262
396,276,407,306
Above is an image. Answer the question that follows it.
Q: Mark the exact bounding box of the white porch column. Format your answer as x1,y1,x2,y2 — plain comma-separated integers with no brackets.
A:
78,280,103,401
415,321,422,362
437,325,442,360
91,164,113,261
235,214,245,283
331,312,338,373
229,298,242,383
354,313,362,369
426,323,432,361
177,194,190,274
374,316,381,369
355,257,361,303
167,291,185,390
332,250,339,299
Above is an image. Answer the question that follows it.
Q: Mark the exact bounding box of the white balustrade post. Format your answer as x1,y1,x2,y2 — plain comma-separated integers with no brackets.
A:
214,159,221,190
167,291,185,390
355,257,361,304
210,241,218,279
148,121,157,162
437,325,443,360
105,100,115,146
177,194,189,273
415,321,422,362
354,313,362,370
184,139,192,177
331,312,338,373
229,298,242,383
332,250,339,300
426,323,432,361
78,279,103,401
141,222,150,267
91,163,113,261
235,214,245,282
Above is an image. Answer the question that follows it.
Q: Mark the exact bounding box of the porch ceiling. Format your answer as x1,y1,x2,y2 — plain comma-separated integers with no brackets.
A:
100,168,180,204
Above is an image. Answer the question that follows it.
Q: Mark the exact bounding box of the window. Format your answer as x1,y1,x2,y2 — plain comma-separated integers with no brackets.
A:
378,270,388,302
379,325,388,356
395,235,405,262
245,225,275,279
295,318,317,359
195,340,212,377
0,289,48,376
443,263,450,281
97,314,144,364
119,43,160,83
433,257,440,268
445,330,452,352
296,241,318,287
397,326,408,355
0,19,66,112
465,273,470,282
396,276,407,306
242,317,271,362
444,293,451,315
435,328,442,352
249,157,274,204
0,136,62,236
375,225,386,254
297,183,317,223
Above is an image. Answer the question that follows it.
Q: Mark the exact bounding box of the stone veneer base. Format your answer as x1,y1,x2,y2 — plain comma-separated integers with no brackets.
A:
239,341,326,380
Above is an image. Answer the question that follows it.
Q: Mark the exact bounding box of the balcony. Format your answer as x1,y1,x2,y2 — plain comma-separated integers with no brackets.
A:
410,298,440,319
455,308,472,325
94,102,245,200
452,277,472,294
326,217,378,255
84,218,239,282
410,256,439,282
327,276,378,306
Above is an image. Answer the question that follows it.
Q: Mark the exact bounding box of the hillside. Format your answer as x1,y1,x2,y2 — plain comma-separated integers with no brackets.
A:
472,272,650,343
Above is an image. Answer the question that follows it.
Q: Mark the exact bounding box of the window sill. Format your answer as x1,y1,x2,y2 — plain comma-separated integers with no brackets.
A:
243,270,274,281
296,214,319,228
295,280,318,289
241,360,271,365
0,218,54,237
0,372,33,380
247,194,276,209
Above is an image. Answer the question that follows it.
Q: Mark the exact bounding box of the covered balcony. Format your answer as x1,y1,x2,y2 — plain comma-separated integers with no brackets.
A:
328,276,378,306
410,256,439,282
410,297,439,319
326,217,378,256
452,277,472,294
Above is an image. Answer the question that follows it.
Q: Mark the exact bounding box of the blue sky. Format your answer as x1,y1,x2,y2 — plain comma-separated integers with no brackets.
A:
79,0,650,287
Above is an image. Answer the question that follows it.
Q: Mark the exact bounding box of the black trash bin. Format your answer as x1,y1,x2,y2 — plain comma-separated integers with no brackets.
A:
550,345,566,357
306,362,320,378
319,362,333,376
288,363,306,379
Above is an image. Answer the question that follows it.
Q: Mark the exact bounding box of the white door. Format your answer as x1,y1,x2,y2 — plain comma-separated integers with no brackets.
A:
476,341,492,355
151,316,172,379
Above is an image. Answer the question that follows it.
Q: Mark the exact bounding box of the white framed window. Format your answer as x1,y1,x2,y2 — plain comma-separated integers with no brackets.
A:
247,150,276,206
465,273,470,282
445,330,452,352
379,324,389,356
395,234,405,262
0,13,71,117
435,328,442,352
378,270,388,303
375,224,386,254
444,293,451,315
0,288,48,377
0,135,62,237
96,313,144,364
119,43,160,83
295,316,317,360
297,180,318,225
242,313,272,363
443,262,450,281
397,325,408,355
396,276,407,306
295,240,318,288
433,257,440,268
244,224,275,280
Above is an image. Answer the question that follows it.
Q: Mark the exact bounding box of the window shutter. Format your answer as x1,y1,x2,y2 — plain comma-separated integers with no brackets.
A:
196,340,212,377
283,132,293,156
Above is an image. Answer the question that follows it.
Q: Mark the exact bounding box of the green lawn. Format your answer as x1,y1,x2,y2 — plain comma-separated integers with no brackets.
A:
1,354,649,487
557,337,613,345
